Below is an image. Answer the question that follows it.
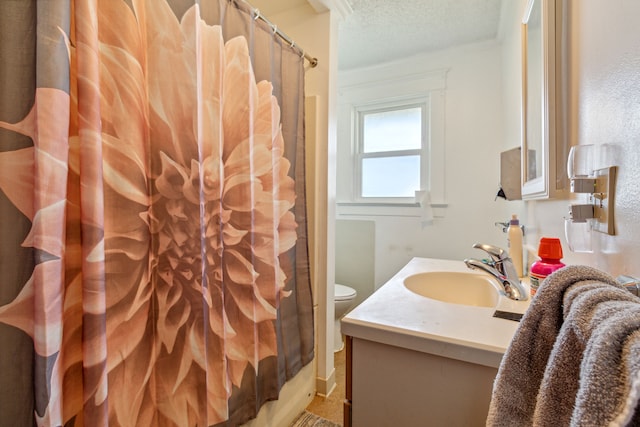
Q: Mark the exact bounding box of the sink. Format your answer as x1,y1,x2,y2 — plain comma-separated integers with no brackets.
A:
403,271,500,308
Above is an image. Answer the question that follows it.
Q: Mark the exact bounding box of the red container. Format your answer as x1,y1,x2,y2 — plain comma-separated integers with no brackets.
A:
530,237,565,297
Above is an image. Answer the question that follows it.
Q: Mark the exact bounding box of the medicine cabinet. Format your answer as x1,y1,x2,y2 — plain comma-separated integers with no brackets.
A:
521,0,567,199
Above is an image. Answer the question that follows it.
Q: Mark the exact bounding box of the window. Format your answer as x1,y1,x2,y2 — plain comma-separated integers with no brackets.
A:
356,102,427,202
335,68,447,217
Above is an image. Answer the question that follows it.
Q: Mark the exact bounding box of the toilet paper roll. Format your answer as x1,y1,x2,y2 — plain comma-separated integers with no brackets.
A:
415,190,434,227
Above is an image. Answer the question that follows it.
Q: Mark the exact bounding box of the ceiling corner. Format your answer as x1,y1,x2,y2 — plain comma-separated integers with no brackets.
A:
306,0,353,19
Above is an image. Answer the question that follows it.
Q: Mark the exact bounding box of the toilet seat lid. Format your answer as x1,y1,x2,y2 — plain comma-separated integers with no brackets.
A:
335,284,356,300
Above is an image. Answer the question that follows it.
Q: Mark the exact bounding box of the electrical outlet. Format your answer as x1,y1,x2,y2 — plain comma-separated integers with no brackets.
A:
592,166,617,235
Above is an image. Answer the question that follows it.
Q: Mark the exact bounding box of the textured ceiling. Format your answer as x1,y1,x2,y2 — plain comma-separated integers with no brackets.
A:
339,0,504,70
249,0,504,70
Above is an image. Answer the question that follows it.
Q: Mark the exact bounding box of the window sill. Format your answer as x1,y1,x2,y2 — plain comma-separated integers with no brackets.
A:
336,201,448,218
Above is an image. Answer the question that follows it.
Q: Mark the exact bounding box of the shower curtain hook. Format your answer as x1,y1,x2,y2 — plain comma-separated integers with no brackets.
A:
254,9,260,20
272,24,278,35
290,40,296,49
300,49,305,59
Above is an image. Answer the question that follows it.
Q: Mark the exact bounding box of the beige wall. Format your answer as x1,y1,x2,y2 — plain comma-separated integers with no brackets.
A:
502,0,640,279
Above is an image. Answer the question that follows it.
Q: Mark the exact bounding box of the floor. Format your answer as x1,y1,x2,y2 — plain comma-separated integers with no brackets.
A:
305,349,346,426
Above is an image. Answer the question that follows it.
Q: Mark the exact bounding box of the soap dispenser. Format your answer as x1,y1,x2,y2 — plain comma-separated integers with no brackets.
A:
507,214,524,277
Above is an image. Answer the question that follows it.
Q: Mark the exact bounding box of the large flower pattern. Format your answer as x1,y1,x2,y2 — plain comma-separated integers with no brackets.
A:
0,1,298,426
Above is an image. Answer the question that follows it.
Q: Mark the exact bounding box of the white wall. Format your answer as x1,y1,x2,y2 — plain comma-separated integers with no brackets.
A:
336,41,516,291
501,0,640,280
338,0,640,298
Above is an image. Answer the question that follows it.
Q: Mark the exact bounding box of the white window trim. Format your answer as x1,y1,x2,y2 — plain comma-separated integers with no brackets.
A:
336,69,448,217
353,99,427,204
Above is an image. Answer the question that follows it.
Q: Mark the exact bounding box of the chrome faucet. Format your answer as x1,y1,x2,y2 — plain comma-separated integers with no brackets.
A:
464,243,528,301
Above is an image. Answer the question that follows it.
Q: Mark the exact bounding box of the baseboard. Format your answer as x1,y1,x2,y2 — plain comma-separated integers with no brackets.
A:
315,366,336,397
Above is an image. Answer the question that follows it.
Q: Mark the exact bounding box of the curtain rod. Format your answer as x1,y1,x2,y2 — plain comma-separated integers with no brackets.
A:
242,2,318,68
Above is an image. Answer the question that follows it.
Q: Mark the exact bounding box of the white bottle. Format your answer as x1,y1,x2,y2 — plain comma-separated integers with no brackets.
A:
508,214,524,277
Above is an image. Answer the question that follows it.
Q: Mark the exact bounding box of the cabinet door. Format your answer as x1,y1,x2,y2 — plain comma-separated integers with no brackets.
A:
350,338,497,426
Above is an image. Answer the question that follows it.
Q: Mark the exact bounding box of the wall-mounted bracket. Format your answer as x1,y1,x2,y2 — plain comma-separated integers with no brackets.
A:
591,166,617,235
565,146,618,251
569,204,594,222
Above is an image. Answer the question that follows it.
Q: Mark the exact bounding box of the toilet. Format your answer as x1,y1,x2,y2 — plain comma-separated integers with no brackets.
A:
334,284,357,352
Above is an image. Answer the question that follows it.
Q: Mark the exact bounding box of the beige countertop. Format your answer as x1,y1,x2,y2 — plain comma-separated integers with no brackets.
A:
341,257,531,368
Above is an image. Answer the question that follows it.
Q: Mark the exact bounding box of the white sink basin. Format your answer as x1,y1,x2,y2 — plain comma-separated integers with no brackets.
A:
403,271,501,308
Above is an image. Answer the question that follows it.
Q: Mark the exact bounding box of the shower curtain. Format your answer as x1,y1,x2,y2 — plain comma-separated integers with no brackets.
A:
0,1,314,426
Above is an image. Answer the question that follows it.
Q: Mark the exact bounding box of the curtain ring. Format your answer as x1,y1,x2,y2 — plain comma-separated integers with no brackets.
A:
300,49,305,59
290,40,296,49
272,24,278,35
253,9,260,20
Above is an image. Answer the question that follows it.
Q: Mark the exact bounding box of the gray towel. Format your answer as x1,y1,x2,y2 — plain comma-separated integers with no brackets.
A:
533,284,640,426
571,301,640,426
486,265,627,427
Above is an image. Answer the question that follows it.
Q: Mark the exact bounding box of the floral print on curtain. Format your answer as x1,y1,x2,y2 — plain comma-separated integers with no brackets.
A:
0,1,313,426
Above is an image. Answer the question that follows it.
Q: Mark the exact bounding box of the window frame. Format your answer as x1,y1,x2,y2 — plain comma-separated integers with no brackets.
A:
335,68,448,218
353,99,428,204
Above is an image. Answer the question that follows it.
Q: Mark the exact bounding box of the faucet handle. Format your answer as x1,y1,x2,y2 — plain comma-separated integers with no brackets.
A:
471,243,508,262
495,221,509,233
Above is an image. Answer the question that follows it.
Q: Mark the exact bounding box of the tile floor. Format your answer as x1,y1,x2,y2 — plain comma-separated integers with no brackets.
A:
305,349,345,426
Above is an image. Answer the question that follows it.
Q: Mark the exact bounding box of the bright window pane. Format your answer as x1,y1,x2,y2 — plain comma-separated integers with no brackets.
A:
361,156,420,198
363,107,422,153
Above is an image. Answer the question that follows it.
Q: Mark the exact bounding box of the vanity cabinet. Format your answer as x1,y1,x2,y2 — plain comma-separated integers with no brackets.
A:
339,258,529,427
344,336,498,427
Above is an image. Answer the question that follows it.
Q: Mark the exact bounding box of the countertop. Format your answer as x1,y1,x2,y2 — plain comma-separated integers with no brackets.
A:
340,257,532,368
